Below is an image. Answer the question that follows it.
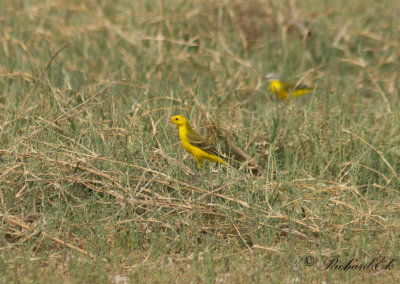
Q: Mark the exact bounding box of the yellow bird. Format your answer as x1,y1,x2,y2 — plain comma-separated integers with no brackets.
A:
265,73,313,101
170,115,226,169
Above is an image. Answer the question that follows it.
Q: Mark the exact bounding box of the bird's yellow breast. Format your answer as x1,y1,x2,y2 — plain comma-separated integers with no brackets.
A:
178,126,195,155
269,80,289,100
269,80,282,94
178,125,220,161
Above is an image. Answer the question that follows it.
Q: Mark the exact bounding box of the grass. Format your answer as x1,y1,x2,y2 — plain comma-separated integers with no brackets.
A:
1,0,400,282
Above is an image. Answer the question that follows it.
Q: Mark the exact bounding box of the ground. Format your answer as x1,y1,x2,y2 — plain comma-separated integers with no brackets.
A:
0,0,399,283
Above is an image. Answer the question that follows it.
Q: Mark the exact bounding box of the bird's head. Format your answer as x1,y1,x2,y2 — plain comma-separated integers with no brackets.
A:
170,115,188,126
265,73,280,82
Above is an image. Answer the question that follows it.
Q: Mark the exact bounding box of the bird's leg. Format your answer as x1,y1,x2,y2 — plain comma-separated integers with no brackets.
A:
195,157,203,170
190,158,203,182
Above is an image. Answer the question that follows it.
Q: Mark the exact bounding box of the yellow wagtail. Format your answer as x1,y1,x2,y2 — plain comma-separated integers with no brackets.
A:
265,73,314,101
170,115,226,169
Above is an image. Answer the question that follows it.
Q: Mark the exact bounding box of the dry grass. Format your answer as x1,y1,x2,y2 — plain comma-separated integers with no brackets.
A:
1,0,400,282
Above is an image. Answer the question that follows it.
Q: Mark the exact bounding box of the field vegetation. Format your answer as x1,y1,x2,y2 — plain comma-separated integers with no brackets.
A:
1,0,399,282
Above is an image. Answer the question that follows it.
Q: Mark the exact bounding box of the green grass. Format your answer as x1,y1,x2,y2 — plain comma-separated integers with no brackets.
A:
1,0,400,282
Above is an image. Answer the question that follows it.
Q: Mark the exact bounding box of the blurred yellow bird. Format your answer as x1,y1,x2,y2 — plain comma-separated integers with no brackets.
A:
170,115,226,169
265,73,313,101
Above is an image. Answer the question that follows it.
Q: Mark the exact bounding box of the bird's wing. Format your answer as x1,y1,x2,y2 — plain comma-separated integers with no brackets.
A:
281,81,312,91
186,130,226,159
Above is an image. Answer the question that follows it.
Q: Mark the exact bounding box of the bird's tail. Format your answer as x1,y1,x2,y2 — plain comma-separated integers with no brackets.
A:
218,156,250,177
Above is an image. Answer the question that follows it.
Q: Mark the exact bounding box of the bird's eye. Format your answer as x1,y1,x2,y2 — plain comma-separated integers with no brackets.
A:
175,118,178,120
